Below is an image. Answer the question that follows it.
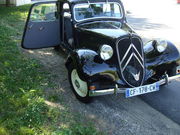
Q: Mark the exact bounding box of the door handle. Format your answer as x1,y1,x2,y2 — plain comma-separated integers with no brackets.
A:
39,26,45,31
28,24,33,30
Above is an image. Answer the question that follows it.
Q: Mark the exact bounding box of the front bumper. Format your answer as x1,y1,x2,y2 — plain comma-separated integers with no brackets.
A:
89,74,180,97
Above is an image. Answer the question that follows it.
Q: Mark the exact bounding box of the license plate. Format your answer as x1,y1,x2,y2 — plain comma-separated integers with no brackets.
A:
125,82,160,98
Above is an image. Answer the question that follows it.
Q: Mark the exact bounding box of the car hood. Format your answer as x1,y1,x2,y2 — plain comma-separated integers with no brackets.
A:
87,28,129,38
75,22,134,53
77,22,131,40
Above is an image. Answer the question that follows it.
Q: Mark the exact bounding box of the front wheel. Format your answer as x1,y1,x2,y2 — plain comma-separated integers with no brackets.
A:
68,65,92,103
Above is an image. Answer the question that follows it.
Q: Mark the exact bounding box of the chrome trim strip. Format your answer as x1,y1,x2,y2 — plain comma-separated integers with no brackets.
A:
73,2,123,22
120,43,143,65
120,43,133,64
133,53,144,68
89,89,115,96
122,53,144,71
89,74,180,96
122,53,133,71
132,44,143,61
76,20,121,28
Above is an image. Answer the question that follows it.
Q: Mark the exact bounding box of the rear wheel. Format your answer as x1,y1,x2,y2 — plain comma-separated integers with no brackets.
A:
68,65,92,103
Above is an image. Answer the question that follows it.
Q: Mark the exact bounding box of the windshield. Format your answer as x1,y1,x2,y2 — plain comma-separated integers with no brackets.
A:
74,2,123,22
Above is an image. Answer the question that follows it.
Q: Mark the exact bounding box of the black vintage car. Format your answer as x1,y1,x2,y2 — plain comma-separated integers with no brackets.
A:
22,0,180,103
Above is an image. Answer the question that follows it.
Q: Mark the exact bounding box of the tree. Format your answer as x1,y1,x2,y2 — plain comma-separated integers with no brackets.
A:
6,0,10,7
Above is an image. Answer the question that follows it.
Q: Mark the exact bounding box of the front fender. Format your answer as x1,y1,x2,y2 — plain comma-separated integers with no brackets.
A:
145,41,180,68
65,49,119,83
144,41,180,79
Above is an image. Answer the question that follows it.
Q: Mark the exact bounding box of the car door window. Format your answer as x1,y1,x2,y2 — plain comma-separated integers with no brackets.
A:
30,3,57,22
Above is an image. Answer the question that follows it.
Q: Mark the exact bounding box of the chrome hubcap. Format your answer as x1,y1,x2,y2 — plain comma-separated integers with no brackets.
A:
75,80,80,88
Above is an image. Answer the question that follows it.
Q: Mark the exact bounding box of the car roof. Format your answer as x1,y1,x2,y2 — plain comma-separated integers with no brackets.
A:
60,0,122,5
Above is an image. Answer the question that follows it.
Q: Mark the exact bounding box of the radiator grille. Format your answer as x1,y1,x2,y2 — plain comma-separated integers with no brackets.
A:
116,36,145,87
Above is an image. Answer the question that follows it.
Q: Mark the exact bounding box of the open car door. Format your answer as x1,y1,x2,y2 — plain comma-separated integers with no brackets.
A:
22,1,60,49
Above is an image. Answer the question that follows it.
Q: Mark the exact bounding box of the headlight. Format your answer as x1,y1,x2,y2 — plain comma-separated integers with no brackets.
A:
144,40,154,54
100,45,113,60
156,39,167,53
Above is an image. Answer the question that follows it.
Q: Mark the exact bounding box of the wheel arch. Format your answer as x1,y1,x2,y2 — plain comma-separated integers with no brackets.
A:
65,49,98,81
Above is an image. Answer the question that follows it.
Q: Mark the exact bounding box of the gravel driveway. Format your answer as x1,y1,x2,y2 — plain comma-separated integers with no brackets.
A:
22,48,180,135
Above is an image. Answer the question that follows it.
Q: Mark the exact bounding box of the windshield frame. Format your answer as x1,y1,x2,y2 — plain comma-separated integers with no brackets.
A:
73,2,123,22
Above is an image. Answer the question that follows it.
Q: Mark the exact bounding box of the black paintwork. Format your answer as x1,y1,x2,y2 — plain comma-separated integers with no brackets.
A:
22,0,180,89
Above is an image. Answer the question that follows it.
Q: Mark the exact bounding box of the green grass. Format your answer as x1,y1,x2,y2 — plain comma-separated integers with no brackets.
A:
0,5,101,135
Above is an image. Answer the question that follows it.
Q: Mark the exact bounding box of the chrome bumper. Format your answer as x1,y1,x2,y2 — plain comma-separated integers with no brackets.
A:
89,74,180,97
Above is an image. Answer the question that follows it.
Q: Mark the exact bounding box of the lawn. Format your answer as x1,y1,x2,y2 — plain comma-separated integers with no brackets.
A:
0,5,100,135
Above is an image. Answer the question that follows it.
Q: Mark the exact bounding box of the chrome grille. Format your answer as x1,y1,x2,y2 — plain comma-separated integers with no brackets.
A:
116,36,145,87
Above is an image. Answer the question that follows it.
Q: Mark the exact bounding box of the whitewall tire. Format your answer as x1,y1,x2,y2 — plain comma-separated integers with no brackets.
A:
68,65,92,103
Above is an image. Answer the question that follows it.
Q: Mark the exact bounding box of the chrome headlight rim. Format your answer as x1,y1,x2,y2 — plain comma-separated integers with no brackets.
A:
99,44,113,61
155,39,168,53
